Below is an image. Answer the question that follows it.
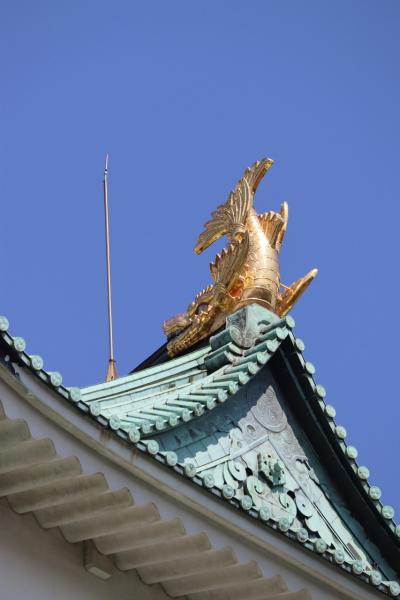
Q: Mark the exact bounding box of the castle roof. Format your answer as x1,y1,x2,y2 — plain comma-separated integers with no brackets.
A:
1,304,399,598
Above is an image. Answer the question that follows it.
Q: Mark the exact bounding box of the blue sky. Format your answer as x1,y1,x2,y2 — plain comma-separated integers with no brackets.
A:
1,1,399,515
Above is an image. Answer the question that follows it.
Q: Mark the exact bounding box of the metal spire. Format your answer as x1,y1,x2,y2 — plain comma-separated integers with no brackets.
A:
103,154,118,382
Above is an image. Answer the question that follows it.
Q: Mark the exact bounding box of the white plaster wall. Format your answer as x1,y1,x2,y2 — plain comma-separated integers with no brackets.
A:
0,498,169,600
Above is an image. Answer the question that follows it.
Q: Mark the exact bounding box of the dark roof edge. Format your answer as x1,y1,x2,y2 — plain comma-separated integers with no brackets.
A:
273,335,400,577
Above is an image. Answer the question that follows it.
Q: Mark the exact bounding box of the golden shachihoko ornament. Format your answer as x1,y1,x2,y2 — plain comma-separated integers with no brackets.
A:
164,158,317,356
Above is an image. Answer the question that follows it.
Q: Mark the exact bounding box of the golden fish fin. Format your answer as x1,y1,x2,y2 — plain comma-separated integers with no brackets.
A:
194,158,274,255
192,283,214,306
243,157,274,194
258,211,285,248
209,232,249,293
276,268,318,317
276,201,288,253
258,201,288,250
195,178,251,254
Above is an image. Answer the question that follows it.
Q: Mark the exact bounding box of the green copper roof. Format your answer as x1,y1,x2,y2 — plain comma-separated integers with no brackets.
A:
1,306,399,597
81,345,211,436
78,310,291,440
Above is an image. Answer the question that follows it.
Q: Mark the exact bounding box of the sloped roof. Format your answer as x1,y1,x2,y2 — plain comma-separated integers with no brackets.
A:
0,307,399,596
0,396,307,599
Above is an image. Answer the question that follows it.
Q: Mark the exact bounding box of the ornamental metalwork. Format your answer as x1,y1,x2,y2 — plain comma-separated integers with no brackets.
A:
181,383,374,570
164,158,317,356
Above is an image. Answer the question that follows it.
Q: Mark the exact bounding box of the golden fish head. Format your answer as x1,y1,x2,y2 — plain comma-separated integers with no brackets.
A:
163,313,192,338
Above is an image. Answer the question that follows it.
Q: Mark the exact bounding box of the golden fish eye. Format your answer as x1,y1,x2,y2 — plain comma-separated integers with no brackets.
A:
195,303,209,315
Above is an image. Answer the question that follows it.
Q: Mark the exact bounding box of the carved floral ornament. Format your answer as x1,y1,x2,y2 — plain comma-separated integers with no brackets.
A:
184,385,376,574
164,158,317,356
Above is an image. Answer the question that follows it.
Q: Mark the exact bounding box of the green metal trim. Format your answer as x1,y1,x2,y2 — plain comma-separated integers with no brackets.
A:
0,316,81,405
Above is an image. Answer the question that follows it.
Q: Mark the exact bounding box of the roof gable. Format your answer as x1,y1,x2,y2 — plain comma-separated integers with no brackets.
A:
151,362,397,586
1,306,399,596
